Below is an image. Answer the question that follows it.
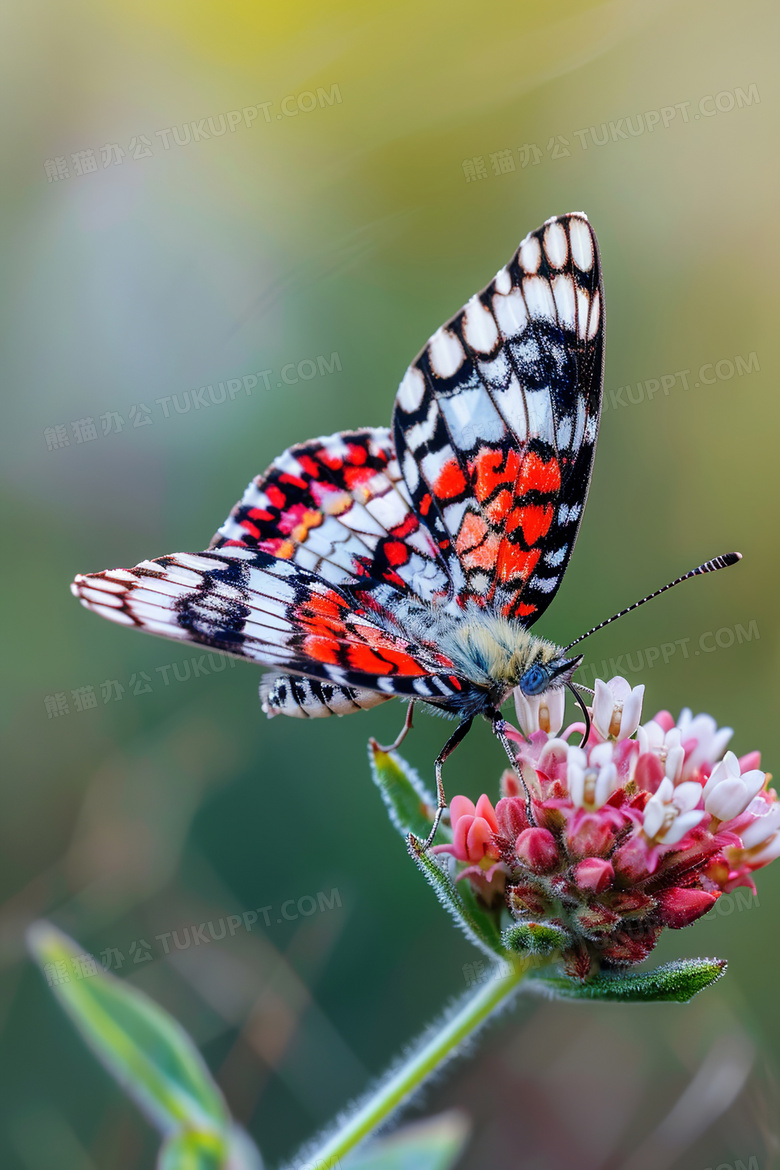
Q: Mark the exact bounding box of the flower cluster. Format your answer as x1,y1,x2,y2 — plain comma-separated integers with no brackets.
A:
433,678,778,981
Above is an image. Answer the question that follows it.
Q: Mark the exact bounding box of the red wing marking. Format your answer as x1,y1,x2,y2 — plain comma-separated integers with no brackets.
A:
434,460,468,500
515,504,554,546
517,452,562,496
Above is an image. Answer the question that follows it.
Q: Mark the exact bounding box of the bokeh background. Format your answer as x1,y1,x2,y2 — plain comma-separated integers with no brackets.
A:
1,0,779,1166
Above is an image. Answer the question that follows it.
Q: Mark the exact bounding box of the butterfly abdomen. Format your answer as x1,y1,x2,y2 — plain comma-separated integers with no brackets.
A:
260,674,390,719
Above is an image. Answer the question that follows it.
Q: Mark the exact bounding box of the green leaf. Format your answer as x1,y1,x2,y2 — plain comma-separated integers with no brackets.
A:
158,1128,262,1170
29,922,230,1137
530,957,727,1003
342,1110,469,1170
406,836,505,958
369,742,449,842
503,921,570,957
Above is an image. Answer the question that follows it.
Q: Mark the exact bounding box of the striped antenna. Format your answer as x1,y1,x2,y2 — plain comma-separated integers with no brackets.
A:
564,552,742,652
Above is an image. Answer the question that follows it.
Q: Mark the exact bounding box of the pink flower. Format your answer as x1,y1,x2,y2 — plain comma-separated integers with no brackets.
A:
433,678,777,981
592,677,644,741
439,794,500,864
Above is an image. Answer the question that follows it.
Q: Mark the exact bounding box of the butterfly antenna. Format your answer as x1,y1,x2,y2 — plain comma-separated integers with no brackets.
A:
564,552,742,653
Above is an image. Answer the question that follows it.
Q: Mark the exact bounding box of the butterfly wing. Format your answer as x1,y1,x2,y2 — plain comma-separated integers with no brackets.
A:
393,211,604,623
71,546,469,706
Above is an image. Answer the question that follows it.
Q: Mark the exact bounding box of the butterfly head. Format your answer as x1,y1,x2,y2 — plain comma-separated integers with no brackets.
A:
517,653,583,698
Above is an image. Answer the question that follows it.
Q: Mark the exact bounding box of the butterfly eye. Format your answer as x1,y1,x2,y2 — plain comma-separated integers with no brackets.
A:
519,664,548,697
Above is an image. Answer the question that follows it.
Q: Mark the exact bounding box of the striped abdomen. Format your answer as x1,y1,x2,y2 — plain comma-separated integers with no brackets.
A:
260,674,391,719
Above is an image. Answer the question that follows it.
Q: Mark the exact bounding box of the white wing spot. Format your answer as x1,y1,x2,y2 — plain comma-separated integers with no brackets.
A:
174,553,227,573
558,502,582,524
493,266,512,294
402,449,420,491
492,287,528,336
533,576,560,594
81,586,123,607
108,570,141,583
429,327,466,379
519,235,542,274
397,366,426,412
462,296,499,353
137,561,202,587
587,289,601,340
405,398,439,450
551,273,576,328
523,276,556,321
544,221,568,268
569,217,595,271
545,544,568,567
469,571,490,593
576,287,591,339
556,415,572,448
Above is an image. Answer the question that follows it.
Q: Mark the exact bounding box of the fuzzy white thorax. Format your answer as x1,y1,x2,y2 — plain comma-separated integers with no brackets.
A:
398,601,565,698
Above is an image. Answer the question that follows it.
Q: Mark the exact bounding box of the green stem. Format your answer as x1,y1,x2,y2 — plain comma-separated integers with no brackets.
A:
301,958,529,1169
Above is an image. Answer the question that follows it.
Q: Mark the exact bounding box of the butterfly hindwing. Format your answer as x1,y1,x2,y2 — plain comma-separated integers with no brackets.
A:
392,212,604,623
211,427,452,603
71,546,468,705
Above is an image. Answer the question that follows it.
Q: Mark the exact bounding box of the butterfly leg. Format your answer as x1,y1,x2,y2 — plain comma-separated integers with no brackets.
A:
421,716,475,849
490,711,537,827
371,701,415,754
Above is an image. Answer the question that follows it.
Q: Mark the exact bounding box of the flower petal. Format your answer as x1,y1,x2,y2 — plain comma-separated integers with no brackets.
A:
662,808,706,845
449,795,476,827
474,794,498,831
619,684,644,739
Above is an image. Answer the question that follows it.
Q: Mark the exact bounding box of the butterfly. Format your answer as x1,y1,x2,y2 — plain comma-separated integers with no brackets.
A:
71,211,738,842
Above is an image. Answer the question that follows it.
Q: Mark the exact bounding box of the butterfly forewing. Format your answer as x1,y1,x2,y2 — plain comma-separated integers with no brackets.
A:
392,212,604,623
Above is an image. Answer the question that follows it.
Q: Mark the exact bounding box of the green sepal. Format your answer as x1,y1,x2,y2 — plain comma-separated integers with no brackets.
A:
29,923,230,1137
341,1110,470,1170
503,921,570,957
407,835,504,958
456,876,506,956
369,742,450,842
530,956,727,1003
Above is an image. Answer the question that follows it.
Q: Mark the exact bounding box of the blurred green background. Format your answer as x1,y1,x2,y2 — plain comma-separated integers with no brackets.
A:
1,0,779,1166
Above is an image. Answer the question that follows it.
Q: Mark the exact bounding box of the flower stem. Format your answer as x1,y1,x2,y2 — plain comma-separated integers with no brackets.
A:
301,958,529,1169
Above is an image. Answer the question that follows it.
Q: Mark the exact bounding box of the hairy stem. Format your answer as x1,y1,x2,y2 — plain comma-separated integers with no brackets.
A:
298,958,529,1169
